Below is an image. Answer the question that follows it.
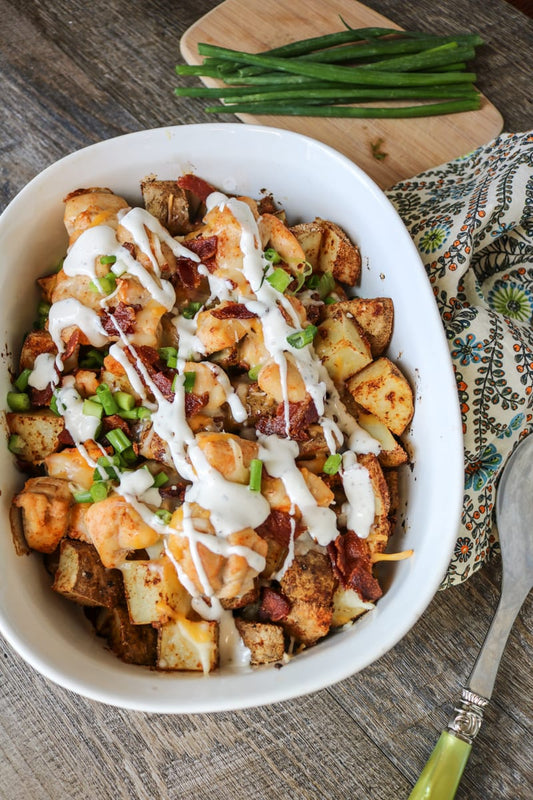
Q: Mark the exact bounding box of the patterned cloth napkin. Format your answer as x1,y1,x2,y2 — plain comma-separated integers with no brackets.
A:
386,131,533,587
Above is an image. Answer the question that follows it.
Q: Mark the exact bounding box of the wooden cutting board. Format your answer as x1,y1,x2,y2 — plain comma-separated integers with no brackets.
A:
179,0,504,188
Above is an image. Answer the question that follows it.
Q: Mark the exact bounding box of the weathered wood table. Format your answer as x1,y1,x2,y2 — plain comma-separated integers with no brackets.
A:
1,1,531,798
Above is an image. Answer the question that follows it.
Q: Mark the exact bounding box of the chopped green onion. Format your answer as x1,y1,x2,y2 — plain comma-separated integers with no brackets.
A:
249,459,263,492
158,346,178,368
96,383,119,415
264,247,281,264
290,261,314,293
116,405,151,421
306,274,320,290
286,325,318,349
324,295,336,305
266,268,291,293
8,434,25,454
79,348,105,369
94,454,121,481
155,508,173,525
317,271,335,299
114,391,135,411
49,392,60,416
324,453,343,475
136,406,152,420
118,446,137,466
90,273,116,295
152,471,169,488
83,399,104,419
37,301,51,318
14,369,32,392
248,365,261,381
183,371,196,393
6,391,31,412
90,481,109,502
73,490,93,504
106,428,132,453
111,260,127,277
182,302,202,319
100,255,117,265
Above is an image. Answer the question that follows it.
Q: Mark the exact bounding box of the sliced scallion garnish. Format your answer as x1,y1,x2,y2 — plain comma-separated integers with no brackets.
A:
286,324,318,349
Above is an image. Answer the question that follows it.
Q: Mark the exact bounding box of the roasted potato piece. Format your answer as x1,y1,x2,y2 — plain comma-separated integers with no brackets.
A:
63,188,129,244
235,619,285,665
357,410,409,468
331,586,375,627
52,539,124,607
102,605,158,666
13,477,72,553
280,551,336,646
347,357,414,436
141,178,195,235
7,410,65,464
316,219,361,286
120,557,191,625
289,221,323,268
85,496,160,568
157,617,218,672
357,453,391,556
314,308,372,384
323,297,394,357
19,330,57,371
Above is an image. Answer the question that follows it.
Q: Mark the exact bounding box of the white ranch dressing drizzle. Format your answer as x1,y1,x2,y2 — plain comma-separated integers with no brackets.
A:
48,298,108,361
54,377,101,444
28,352,57,391
203,362,247,423
341,451,375,539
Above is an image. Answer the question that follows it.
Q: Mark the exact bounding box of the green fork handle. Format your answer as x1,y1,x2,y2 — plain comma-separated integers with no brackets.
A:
408,731,472,799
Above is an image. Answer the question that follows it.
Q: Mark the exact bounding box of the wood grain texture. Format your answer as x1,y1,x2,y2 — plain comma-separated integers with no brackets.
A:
179,0,505,189
1,1,532,799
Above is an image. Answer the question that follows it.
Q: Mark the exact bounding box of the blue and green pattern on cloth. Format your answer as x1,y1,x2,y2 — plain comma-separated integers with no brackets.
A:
386,131,533,587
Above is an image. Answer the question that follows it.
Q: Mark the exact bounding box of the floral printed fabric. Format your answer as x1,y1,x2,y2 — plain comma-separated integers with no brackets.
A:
386,131,533,587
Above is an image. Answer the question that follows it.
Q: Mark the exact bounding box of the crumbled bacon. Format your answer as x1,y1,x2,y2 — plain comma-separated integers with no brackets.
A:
159,482,187,502
151,371,174,401
211,302,257,320
327,531,383,603
57,428,75,447
258,587,291,623
174,257,203,289
29,385,54,408
101,302,140,336
62,329,81,362
256,398,319,441
101,414,133,438
255,510,294,548
185,391,209,417
177,174,216,203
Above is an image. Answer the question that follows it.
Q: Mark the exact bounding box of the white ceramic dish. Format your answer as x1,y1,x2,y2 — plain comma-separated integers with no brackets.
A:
0,124,463,713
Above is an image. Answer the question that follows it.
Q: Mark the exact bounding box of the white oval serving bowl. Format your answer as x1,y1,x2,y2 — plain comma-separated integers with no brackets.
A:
0,124,463,713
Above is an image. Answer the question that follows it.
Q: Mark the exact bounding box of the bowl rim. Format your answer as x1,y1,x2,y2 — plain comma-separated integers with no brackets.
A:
0,123,464,713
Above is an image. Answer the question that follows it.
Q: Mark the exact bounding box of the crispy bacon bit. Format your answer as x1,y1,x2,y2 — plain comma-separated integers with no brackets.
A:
63,329,81,362
121,241,136,258
57,428,75,447
134,346,162,371
256,398,319,441
211,302,258,320
185,235,218,262
255,510,294,548
151,371,174,401
327,531,383,603
159,482,187,502
259,587,291,623
177,174,216,203
174,257,203,289
29,385,54,407
101,414,133,438
101,302,140,336
185,391,209,417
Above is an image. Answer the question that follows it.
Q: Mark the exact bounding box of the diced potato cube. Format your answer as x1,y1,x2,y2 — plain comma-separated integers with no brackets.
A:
317,220,361,286
19,330,57,371
157,617,218,672
103,606,158,666
280,551,336,646
13,477,72,553
235,620,285,665
7,410,65,464
52,539,124,607
120,557,191,625
347,357,414,435
357,410,408,468
331,587,374,627
289,222,323,268
314,309,372,383
324,297,394,356
141,179,193,235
